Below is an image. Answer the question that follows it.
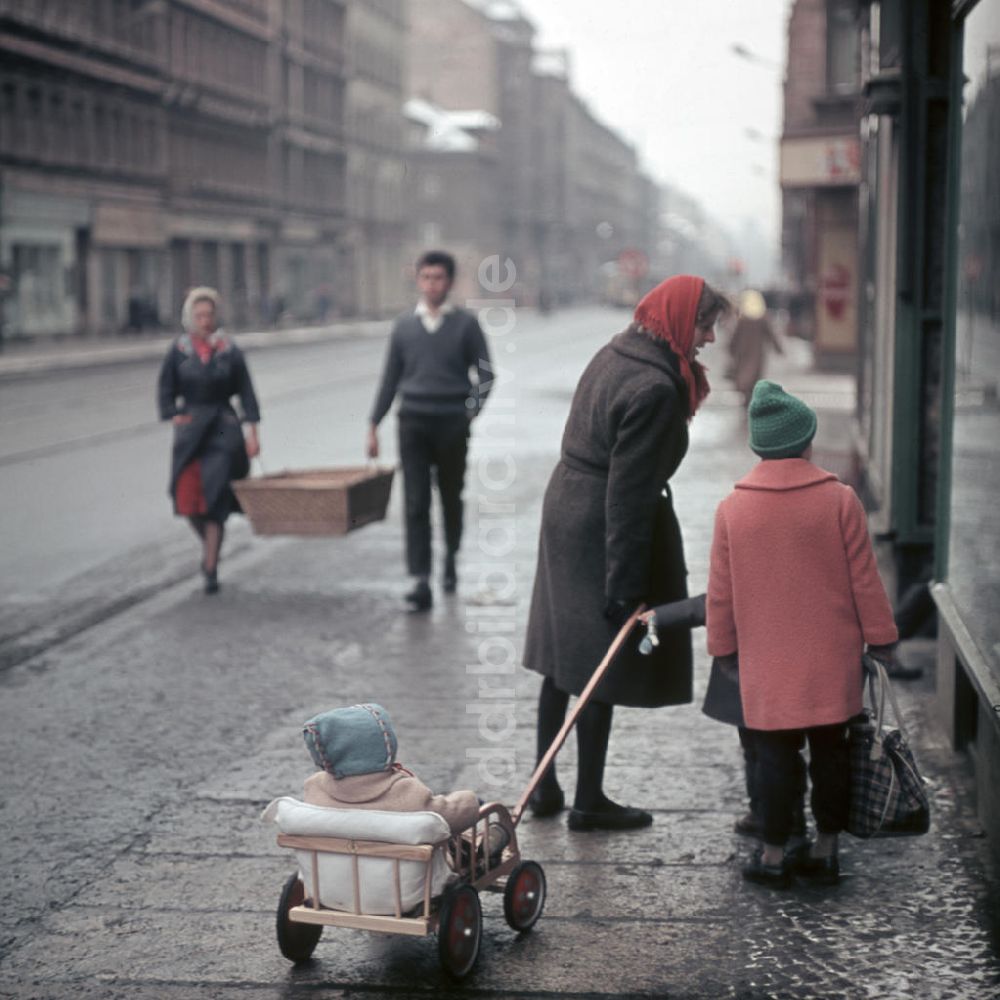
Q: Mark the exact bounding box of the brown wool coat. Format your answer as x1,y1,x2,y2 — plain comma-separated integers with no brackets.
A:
303,767,480,834
728,316,783,400
523,327,693,707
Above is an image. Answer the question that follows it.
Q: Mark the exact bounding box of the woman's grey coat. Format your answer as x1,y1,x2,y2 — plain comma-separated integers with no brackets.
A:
523,326,693,708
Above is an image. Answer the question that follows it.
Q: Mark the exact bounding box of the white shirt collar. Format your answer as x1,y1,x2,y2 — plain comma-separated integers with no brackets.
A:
415,299,453,333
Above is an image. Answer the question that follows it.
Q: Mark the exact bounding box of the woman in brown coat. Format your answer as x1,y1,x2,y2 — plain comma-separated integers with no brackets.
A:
728,289,783,407
523,275,729,831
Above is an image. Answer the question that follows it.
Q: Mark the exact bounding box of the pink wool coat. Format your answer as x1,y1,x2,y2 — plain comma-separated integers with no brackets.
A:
707,459,898,730
303,765,480,834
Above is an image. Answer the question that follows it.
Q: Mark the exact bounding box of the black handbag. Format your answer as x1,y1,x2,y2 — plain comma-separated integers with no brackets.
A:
846,655,930,838
702,655,744,727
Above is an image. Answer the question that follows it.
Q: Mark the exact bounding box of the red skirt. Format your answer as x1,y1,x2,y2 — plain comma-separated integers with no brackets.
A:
175,460,208,517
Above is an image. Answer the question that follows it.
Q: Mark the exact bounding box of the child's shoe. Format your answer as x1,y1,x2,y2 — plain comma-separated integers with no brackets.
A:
794,852,840,886
742,849,792,889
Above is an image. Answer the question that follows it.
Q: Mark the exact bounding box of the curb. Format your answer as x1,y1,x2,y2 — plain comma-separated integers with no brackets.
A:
0,318,392,379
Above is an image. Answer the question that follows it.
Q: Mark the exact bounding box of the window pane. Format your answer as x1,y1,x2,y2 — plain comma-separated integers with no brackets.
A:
948,0,1000,674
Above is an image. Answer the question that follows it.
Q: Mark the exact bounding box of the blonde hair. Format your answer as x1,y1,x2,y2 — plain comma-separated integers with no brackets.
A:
181,286,222,333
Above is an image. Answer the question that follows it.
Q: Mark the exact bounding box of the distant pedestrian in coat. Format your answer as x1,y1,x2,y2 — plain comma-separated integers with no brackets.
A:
157,287,260,594
367,251,492,612
707,380,898,887
728,289,783,408
523,275,730,831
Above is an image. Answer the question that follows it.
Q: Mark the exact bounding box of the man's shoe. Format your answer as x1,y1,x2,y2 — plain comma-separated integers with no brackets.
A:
742,850,792,889
443,554,458,594
405,581,432,612
794,854,840,886
528,785,565,818
734,811,761,838
567,801,652,832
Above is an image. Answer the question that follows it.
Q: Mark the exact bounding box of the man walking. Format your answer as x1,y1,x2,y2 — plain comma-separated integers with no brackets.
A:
367,251,492,611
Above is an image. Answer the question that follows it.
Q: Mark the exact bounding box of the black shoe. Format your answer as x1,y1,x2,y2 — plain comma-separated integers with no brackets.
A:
742,850,792,889
784,835,811,867
567,801,653,832
885,661,924,681
794,854,840,886
405,581,432,612
202,566,219,595
528,785,565,818
443,554,457,594
734,811,761,838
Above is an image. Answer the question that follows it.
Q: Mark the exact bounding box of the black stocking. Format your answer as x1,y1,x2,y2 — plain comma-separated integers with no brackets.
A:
573,699,614,812
203,520,224,573
535,677,569,793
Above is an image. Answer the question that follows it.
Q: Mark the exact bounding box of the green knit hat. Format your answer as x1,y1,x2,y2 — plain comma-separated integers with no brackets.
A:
748,380,817,458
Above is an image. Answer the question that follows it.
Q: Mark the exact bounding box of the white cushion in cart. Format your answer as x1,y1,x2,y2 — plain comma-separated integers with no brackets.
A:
262,797,453,915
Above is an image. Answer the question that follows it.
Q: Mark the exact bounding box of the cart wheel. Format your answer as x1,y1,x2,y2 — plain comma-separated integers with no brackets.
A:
276,873,322,963
503,860,546,932
437,884,482,979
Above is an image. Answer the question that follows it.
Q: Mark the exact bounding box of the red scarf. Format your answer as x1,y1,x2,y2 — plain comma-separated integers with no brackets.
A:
633,274,709,418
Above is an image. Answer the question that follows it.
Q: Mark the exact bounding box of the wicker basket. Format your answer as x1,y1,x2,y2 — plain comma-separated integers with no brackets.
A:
233,466,394,536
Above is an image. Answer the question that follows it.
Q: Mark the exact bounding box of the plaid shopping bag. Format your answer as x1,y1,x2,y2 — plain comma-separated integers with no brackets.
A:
847,656,930,838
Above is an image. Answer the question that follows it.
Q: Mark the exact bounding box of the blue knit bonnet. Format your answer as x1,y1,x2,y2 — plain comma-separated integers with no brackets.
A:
302,703,398,779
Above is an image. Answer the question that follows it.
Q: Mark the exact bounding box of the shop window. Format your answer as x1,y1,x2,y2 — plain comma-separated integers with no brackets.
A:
13,245,62,315
947,0,1000,677
827,0,860,94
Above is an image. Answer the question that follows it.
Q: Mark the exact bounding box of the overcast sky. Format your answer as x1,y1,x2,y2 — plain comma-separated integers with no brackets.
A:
519,0,791,251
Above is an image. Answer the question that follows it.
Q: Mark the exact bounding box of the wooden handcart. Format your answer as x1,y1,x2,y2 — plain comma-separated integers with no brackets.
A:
268,609,644,979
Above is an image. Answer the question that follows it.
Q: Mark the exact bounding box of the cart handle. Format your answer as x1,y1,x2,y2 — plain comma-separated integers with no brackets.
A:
511,605,646,825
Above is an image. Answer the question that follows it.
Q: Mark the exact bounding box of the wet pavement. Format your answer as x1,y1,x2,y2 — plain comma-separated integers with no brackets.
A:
1,312,998,998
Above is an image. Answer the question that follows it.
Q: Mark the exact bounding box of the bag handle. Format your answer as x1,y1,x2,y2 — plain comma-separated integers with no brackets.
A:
862,653,909,754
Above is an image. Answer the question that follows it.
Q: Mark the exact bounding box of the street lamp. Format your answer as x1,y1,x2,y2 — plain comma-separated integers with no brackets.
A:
730,42,782,72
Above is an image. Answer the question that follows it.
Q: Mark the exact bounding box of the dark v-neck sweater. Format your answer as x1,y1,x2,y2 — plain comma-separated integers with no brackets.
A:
370,309,492,424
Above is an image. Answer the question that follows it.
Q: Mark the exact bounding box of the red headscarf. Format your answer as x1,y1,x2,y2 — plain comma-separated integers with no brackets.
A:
633,274,709,418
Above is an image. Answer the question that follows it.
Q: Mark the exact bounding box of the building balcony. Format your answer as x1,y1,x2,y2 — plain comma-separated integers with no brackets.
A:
0,0,169,74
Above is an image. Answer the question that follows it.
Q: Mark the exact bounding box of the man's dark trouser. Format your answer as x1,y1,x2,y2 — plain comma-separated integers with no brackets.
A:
398,412,469,578
745,722,849,846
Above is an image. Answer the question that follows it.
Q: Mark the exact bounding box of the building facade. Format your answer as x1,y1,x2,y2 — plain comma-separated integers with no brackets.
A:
0,0,364,338
343,0,409,318
404,0,658,307
780,0,863,369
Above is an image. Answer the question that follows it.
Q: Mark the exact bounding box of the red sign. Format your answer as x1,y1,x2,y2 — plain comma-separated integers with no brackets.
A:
821,263,851,321
618,249,648,280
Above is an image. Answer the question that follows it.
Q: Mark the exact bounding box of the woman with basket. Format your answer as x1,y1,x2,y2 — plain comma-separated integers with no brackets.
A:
157,287,261,594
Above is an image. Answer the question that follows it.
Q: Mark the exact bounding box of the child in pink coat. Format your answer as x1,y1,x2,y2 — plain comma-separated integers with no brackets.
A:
707,381,898,888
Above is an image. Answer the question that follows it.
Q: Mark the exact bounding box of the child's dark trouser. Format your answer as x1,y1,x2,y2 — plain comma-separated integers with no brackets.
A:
747,722,850,846
739,726,807,833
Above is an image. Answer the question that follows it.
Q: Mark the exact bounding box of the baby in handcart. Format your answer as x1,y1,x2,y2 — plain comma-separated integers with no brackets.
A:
302,702,509,868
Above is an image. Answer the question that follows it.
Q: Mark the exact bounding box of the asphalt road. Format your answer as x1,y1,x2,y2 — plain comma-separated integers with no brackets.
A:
0,307,635,669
